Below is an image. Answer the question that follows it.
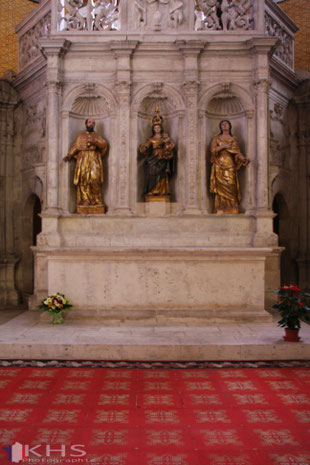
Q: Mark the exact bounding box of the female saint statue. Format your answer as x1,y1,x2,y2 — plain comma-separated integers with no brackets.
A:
210,120,249,214
138,106,175,202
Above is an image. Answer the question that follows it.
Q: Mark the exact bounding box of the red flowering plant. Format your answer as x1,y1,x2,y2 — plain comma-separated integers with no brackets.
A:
39,293,72,324
272,285,310,330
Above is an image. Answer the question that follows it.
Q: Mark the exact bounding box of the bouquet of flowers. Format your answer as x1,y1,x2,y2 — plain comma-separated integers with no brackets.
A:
272,285,310,330
39,293,72,324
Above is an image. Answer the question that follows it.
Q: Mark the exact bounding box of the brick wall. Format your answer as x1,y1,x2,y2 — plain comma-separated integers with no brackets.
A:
278,0,310,72
0,0,37,76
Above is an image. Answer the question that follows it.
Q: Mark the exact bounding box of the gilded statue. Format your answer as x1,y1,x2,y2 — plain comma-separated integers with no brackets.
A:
64,118,108,214
210,120,249,214
138,106,175,202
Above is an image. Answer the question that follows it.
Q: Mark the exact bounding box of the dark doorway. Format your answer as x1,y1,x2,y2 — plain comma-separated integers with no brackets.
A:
21,193,42,300
273,193,297,286
33,195,42,246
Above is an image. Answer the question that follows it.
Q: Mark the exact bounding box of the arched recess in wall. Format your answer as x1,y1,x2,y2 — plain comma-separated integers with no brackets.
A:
132,83,185,204
61,84,117,213
199,83,253,213
273,192,298,286
21,192,42,300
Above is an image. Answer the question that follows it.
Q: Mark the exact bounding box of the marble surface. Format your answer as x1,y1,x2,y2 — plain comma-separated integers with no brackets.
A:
0,309,309,361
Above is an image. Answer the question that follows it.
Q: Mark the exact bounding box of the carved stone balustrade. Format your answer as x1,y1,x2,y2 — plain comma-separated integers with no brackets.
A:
16,0,51,72
56,0,120,31
264,0,298,71
195,0,255,32
51,0,267,34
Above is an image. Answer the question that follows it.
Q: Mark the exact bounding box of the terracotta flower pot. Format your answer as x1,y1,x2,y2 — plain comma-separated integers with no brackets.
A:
283,328,300,342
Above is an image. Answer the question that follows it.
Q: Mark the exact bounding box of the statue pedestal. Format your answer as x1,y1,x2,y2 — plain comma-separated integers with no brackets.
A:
77,205,105,214
144,201,171,217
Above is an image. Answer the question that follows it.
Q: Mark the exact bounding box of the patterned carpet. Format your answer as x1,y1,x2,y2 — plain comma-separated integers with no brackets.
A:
0,364,310,464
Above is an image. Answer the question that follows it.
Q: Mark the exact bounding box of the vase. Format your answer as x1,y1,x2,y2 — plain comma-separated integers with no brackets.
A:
51,313,65,325
283,328,300,342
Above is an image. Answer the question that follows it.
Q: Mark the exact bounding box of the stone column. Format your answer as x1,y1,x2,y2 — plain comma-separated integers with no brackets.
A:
176,41,204,214
245,110,255,213
114,82,131,214
0,80,20,305
253,78,277,246
46,80,62,214
256,0,265,34
198,109,208,214
246,38,278,246
255,79,270,212
40,39,70,216
110,41,137,215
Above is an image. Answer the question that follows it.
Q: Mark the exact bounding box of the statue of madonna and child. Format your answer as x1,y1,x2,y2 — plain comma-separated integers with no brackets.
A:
138,106,176,202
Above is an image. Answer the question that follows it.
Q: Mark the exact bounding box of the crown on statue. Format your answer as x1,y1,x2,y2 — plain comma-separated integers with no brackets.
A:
152,106,163,127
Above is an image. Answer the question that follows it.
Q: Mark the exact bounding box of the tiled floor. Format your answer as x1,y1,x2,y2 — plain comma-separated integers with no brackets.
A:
0,309,310,361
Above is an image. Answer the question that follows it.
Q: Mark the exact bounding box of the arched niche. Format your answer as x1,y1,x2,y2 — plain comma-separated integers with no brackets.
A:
273,192,298,286
20,193,42,299
61,84,116,213
200,84,253,213
133,84,185,204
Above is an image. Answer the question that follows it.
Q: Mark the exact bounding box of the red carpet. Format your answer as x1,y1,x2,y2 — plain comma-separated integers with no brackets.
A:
0,367,310,464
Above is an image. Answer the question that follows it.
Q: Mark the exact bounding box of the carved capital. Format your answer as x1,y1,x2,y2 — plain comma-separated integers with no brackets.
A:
183,81,200,97
47,81,63,92
254,79,271,95
115,81,131,95
246,110,255,120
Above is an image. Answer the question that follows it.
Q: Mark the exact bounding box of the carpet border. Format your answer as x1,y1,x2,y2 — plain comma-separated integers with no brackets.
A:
0,360,309,368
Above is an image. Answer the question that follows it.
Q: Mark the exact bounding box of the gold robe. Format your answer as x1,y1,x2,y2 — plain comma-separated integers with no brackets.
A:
68,130,107,206
210,134,245,214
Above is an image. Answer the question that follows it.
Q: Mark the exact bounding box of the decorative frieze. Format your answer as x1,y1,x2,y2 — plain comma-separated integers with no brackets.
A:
19,12,51,71
195,0,255,32
57,0,120,31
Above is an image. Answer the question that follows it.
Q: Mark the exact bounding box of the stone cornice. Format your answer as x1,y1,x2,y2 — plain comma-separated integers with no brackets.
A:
39,38,71,58
270,59,299,91
246,37,279,55
175,40,205,55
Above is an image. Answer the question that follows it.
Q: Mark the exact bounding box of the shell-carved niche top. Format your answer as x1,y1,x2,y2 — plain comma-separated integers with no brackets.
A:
71,95,109,117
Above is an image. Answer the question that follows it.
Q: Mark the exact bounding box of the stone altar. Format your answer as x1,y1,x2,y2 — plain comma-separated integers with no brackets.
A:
13,0,288,322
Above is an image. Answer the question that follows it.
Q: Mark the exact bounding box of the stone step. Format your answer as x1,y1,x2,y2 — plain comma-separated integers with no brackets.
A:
0,310,309,361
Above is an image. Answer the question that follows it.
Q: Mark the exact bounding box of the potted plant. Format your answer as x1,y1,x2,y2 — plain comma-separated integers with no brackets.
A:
39,293,72,324
272,285,310,342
